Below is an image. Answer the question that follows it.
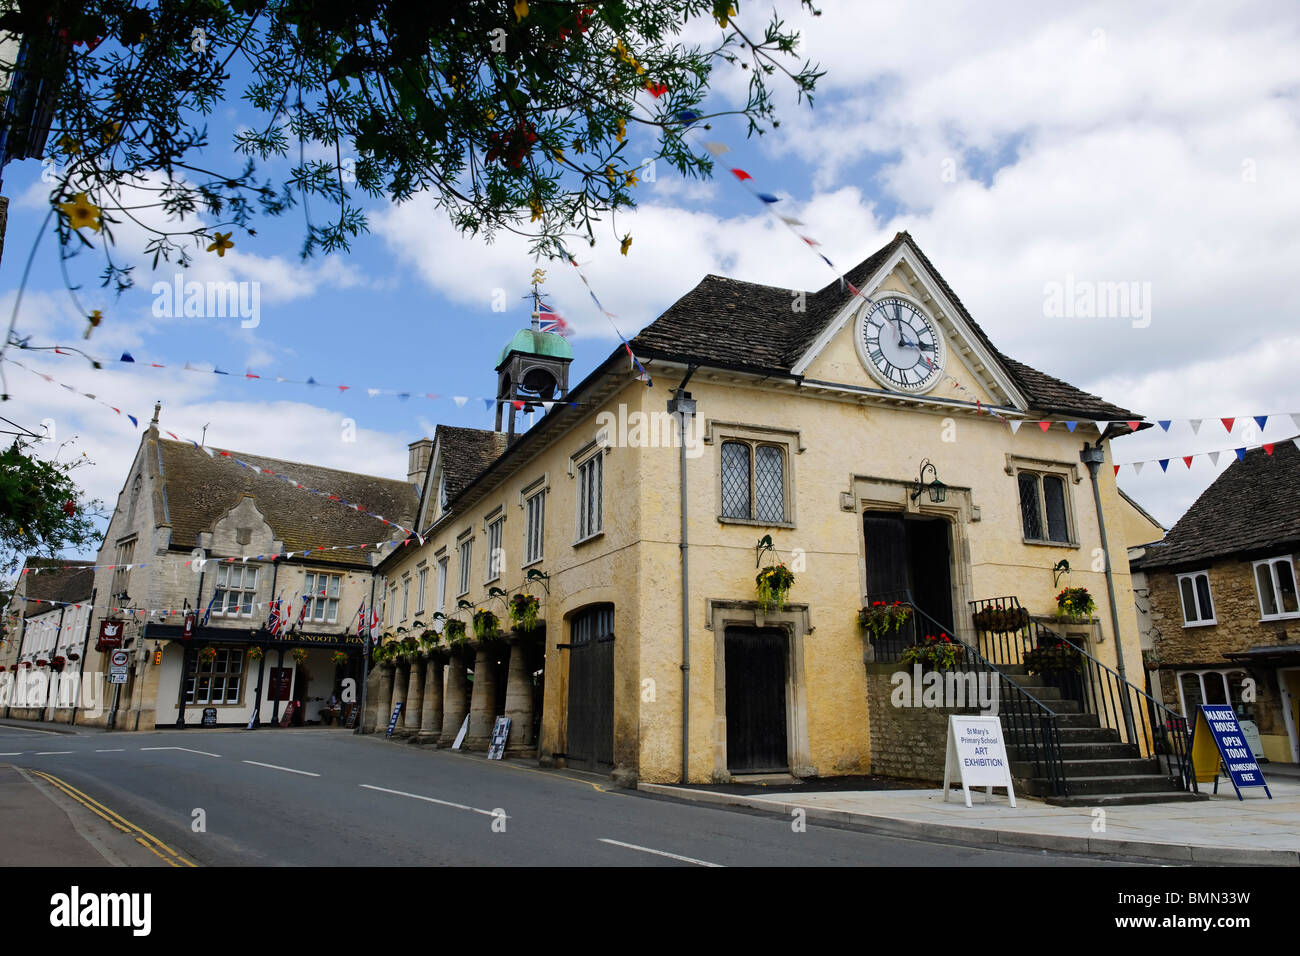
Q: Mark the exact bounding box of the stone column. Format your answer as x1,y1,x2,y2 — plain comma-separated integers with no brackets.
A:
438,655,470,747
503,639,536,756
416,659,444,745
401,657,425,737
365,664,395,734
387,662,408,737
464,644,500,751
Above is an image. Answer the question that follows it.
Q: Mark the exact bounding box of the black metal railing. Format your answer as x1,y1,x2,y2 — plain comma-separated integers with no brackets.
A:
866,590,1068,796
1030,620,1195,793
968,595,1034,667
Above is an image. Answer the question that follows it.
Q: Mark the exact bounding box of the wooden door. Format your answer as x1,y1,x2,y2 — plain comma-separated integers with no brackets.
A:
566,606,614,772
725,627,789,773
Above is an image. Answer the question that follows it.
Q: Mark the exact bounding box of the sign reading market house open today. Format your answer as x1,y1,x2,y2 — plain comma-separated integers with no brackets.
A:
1190,705,1272,800
943,715,1016,808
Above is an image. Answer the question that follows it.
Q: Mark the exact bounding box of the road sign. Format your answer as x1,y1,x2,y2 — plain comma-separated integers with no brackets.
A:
108,673,127,684
110,650,129,667
109,649,129,683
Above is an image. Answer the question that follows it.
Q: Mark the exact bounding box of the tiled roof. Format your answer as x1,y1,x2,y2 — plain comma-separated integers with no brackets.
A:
1134,441,1300,570
436,426,509,504
19,559,95,618
630,231,1136,419
156,440,417,568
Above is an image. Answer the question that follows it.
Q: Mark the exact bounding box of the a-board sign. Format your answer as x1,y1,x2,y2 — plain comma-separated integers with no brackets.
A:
201,707,218,727
344,704,359,728
487,716,511,759
942,715,1017,808
267,668,292,701
279,700,298,728
1190,705,1272,800
452,714,469,750
247,708,258,730
1239,719,1265,760
385,701,403,737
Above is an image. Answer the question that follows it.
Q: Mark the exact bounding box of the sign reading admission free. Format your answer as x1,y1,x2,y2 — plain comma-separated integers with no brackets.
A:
1190,705,1272,800
943,716,1016,808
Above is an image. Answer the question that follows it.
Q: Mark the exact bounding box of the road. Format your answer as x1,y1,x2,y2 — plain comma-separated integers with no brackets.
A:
0,723,1127,867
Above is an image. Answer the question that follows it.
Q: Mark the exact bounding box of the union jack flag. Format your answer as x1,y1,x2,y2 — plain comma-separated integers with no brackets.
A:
267,594,285,636
355,601,366,637
538,302,570,337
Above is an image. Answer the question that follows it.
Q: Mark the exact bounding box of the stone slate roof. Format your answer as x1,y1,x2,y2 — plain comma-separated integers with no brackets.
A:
629,231,1136,419
156,440,417,568
1134,441,1300,570
435,426,509,504
19,559,95,618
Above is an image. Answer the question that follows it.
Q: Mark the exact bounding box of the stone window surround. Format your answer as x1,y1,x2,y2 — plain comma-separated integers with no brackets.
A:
846,474,979,649
519,474,549,568
570,439,605,546
1252,554,1300,621
456,529,474,598
704,420,803,529
1176,569,1217,627
704,598,816,783
1004,453,1080,548
1173,667,1249,717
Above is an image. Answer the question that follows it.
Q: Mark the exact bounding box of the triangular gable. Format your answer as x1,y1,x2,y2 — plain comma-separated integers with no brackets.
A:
790,240,1027,411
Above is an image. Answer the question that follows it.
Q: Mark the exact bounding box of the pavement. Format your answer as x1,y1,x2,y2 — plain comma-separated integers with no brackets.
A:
639,770,1300,866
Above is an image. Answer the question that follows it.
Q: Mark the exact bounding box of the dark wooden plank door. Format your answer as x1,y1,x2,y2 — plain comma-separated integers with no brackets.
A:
567,606,614,772
725,627,789,773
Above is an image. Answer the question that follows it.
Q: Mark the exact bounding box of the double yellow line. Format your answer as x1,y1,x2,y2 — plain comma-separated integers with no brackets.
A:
28,770,197,868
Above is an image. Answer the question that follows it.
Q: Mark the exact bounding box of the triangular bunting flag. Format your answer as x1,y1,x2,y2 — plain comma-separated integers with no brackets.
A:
1037,421,1051,432
1113,464,1121,476
1221,417,1235,433
1264,443,1275,455
1128,421,1140,431
1095,421,1108,434
779,216,804,226
757,193,780,204
1132,461,1144,476
127,415,138,427
1235,447,1246,460
1008,421,1022,434
1065,422,1078,432
1157,420,1171,431
702,141,730,157
1183,456,1193,468
483,398,494,410
1255,415,1268,431
120,352,134,362
1158,459,1169,472
730,168,752,181
454,396,468,407
1209,451,1220,466
1189,419,1202,434
367,389,379,397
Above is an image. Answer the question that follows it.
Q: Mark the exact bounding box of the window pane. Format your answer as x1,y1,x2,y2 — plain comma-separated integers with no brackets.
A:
328,576,340,598
1274,560,1298,613
721,442,751,518
754,446,785,522
1018,474,1042,539
1043,476,1068,542
1203,674,1227,705
594,455,602,532
1257,564,1279,616
1195,575,1214,621
217,565,229,586
327,599,338,623
1179,673,1204,713
226,678,241,704
1180,577,1198,622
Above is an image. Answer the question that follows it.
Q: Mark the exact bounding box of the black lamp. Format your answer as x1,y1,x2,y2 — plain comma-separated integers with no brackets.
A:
910,458,946,503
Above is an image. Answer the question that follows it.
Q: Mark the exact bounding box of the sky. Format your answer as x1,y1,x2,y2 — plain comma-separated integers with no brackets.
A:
2,0,1298,571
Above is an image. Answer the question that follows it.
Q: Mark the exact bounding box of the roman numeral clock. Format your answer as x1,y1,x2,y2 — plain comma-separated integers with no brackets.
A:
855,295,946,392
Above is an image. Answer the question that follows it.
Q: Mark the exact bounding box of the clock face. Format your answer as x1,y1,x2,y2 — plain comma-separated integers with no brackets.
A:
857,297,945,392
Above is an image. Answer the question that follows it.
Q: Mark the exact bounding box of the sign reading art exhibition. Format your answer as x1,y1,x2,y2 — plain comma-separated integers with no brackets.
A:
943,715,1016,808
1189,705,1272,800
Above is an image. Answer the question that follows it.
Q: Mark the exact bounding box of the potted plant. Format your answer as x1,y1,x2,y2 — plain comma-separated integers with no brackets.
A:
330,650,348,667
858,601,912,640
472,609,501,643
196,646,218,665
971,604,1030,633
1024,640,1082,675
899,633,963,672
35,658,49,668
50,655,66,672
756,564,795,612
510,593,541,634
67,652,80,662
248,646,264,662
1055,587,1096,622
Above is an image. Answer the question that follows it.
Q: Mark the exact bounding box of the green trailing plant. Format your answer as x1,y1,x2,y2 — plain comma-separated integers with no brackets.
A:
330,651,348,667
248,646,264,662
899,633,963,672
755,564,794,612
1055,587,1096,622
473,609,502,643
291,647,308,665
196,646,217,665
510,593,541,633
971,604,1030,634
858,601,912,640
444,620,468,645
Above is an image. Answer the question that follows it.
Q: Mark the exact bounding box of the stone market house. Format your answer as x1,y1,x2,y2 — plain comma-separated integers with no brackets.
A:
369,232,1186,802
68,407,416,731
1136,441,1300,764
0,559,95,722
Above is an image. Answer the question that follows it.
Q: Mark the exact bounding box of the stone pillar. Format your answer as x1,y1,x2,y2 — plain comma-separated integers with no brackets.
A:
438,655,470,747
401,657,425,737
365,664,395,734
388,662,408,736
464,645,500,751
503,639,536,756
416,659,444,745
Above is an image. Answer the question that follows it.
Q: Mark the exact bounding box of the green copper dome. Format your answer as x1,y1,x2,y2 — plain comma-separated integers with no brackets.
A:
496,328,574,366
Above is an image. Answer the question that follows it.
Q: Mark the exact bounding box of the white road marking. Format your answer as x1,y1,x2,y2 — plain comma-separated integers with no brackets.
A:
0,752,24,756
243,760,320,777
140,746,222,757
598,838,723,867
95,748,126,752
35,751,74,755
0,725,61,735
360,783,501,817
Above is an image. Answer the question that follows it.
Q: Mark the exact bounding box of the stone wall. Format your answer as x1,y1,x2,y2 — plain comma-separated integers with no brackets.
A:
864,662,981,782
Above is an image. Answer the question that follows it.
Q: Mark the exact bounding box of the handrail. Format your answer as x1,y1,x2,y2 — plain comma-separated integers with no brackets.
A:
867,590,1068,796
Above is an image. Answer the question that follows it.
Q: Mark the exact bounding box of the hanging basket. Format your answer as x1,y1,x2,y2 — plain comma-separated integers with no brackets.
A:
755,564,794,612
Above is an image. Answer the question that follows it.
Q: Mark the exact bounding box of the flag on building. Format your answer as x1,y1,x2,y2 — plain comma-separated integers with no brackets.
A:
355,601,366,637
538,302,570,337
201,591,218,627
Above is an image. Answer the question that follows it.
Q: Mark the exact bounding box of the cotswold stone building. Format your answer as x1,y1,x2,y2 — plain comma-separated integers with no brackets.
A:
1137,442,1300,763
19,407,416,731
0,559,95,722
367,232,1167,797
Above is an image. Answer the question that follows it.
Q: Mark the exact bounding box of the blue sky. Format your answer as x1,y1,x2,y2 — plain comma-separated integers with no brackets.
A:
3,0,1299,565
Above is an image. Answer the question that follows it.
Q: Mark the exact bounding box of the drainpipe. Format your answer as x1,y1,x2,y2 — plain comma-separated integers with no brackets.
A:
1081,439,1138,740
47,603,68,721
357,574,376,734
668,367,698,784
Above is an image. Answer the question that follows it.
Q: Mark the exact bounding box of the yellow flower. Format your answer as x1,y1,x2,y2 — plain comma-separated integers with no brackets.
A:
615,117,626,142
206,231,235,257
57,193,102,232
624,170,639,187
620,234,633,256
716,4,737,28
485,109,496,121
83,310,102,341
553,148,564,162
530,198,543,222
56,133,80,156
604,164,616,183
514,0,529,21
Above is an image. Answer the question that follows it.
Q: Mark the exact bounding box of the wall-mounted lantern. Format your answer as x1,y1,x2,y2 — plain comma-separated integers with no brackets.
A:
910,458,946,503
